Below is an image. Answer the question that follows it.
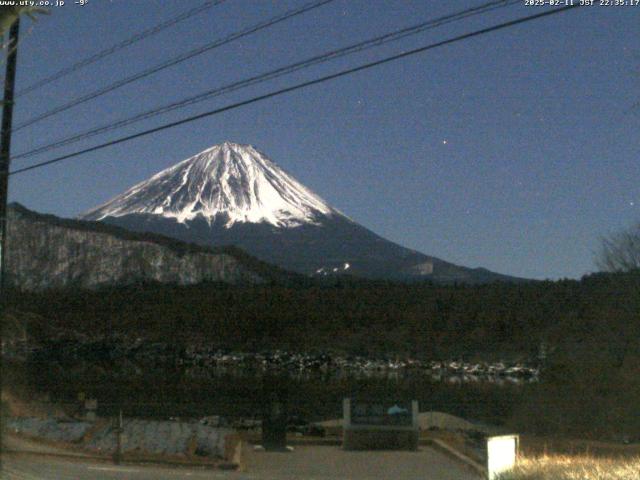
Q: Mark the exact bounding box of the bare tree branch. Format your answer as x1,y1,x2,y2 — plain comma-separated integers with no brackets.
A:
596,222,640,272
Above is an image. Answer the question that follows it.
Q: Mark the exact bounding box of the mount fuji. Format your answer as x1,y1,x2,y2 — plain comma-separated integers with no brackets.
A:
82,142,518,283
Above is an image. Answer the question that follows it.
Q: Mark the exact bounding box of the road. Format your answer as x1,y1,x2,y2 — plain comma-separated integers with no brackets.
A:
2,440,480,480
244,445,480,480
2,454,244,479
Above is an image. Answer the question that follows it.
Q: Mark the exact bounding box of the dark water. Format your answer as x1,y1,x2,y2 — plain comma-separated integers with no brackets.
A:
25,364,529,426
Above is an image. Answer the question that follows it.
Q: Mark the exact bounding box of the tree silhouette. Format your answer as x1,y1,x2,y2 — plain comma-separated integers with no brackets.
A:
596,222,640,272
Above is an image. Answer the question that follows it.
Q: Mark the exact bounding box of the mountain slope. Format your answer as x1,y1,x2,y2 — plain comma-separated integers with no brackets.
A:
82,142,522,283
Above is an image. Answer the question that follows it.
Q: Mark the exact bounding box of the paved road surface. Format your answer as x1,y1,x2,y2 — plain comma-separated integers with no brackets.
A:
2,444,480,479
244,445,480,480
2,455,242,480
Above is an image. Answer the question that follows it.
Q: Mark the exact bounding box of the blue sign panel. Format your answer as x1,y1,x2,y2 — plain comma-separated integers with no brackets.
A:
350,400,412,426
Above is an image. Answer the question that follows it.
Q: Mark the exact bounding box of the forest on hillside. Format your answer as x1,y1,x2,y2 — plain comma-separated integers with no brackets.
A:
5,271,640,439
7,271,639,361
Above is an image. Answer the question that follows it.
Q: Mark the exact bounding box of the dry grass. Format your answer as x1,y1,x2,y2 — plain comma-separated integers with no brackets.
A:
520,435,640,458
498,454,640,480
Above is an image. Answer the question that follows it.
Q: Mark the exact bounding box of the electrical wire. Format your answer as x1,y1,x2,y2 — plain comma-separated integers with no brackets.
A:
14,0,228,97
13,0,521,162
8,4,580,177
11,0,336,132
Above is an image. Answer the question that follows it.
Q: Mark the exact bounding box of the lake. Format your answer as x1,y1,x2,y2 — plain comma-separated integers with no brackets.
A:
21,359,532,427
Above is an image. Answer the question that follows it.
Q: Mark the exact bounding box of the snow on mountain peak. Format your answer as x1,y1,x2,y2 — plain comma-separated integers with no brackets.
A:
82,142,337,228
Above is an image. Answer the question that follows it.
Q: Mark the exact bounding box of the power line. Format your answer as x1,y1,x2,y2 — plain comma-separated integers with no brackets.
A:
12,0,336,132
14,0,228,98
15,0,518,160
13,0,520,162
9,4,580,177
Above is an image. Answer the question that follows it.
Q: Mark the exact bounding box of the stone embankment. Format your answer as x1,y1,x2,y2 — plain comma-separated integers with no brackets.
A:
4,328,540,383
182,351,540,383
5,416,233,459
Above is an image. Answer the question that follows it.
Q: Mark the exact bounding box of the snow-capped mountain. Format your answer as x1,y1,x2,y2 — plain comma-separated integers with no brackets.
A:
84,142,336,227
82,142,520,283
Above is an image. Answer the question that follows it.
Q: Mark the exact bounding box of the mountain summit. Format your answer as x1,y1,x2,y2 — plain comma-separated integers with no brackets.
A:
84,142,336,227
82,142,521,283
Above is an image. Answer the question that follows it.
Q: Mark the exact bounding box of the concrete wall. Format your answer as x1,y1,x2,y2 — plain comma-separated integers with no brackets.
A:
6,416,233,459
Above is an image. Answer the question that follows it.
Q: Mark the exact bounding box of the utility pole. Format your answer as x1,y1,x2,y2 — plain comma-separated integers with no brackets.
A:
0,17,20,469
0,17,20,298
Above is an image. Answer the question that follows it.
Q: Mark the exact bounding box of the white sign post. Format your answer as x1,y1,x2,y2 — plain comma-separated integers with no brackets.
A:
487,434,519,480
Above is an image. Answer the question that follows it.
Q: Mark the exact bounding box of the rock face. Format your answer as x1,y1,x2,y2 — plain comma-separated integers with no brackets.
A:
5,204,265,291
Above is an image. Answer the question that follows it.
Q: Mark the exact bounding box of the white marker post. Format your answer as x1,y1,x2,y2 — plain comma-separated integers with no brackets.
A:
487,434,519,480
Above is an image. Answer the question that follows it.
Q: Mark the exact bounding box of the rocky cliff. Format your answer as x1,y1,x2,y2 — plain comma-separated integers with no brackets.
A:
5,203,271,291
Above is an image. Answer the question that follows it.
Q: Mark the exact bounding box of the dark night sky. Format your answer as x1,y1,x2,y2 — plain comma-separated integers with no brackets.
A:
7,0,639,280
